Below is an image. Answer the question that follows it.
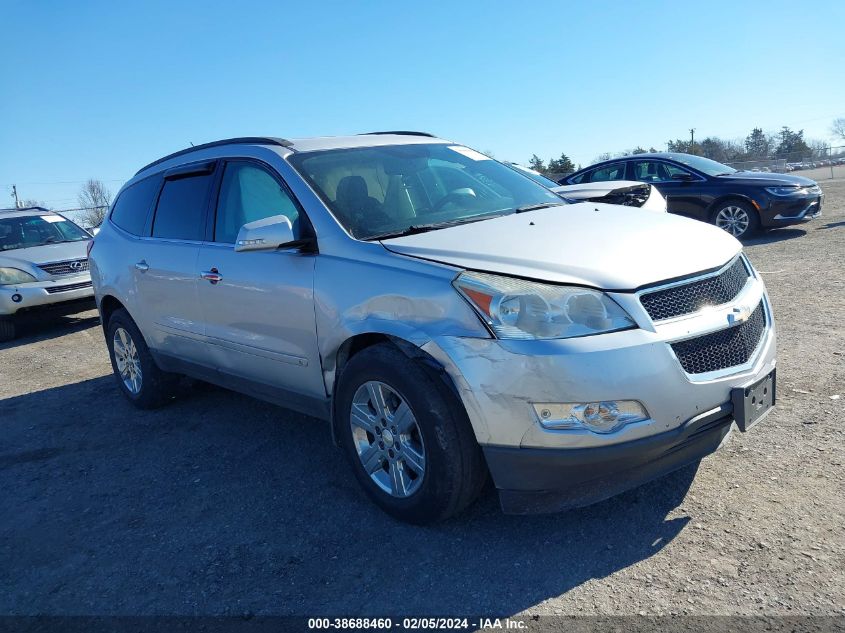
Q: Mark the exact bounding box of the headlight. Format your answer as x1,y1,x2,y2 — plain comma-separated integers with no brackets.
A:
453,271,636,340
765,186,802,196
0,267,37,285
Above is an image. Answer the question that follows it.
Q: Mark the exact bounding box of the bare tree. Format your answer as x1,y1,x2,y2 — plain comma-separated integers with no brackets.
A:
832,118,845,141
77,179,112,228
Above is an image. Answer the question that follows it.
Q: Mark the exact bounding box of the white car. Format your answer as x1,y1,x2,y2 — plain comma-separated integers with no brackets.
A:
0,207,95,341
509,163,667,211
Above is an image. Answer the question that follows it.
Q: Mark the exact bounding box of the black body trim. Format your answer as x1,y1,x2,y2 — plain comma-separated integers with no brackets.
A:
151,350,331,421
483,404,734,514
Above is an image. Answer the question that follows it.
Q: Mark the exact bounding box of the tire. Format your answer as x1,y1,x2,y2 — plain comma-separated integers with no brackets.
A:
0,319,15,343
335,343,487,524
710,200,760,239
105,308,179,409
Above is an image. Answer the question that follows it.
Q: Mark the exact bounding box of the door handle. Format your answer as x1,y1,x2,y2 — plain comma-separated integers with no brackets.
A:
201,268,222,284
135,260,149,272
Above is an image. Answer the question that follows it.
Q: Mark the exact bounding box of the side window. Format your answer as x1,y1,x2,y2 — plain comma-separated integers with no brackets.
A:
110,176,160,236
214,163,301,244
151,173,213,241
567,172,586,184
664,163,695,179
633,161,694,182
588,162,627,182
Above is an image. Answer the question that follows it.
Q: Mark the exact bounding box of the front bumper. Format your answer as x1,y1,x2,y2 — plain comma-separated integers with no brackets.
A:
423,267,776,513
762,194,823,226
485,404,735,514
0,276,95,317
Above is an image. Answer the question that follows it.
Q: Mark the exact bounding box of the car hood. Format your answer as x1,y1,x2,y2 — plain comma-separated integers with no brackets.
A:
381,203,740,290
717,171,817,186
0,240,90,269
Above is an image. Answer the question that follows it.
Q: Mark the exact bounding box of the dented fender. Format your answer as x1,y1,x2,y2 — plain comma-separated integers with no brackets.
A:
313,248,490,398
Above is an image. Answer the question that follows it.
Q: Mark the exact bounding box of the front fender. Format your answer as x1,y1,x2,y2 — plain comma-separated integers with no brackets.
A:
314,253,489,396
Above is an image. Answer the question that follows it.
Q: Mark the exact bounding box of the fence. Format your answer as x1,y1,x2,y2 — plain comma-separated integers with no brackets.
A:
725,145,845,180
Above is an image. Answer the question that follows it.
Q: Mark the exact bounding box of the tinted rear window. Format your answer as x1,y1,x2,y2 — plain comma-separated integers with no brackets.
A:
151,173,213,241
110,176,160,236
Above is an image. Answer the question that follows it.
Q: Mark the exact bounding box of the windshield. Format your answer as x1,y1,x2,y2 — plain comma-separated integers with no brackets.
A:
0,215,91,252
288,144,564,240
671,154,737,176
508,164,562,189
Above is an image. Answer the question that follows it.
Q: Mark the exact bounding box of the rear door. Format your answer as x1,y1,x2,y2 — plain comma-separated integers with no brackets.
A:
195,159,324,400
630,160,708,219
133,162,215,362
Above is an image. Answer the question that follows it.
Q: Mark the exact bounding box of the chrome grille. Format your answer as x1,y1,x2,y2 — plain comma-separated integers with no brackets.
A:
37,259,89,276
670,301,766,374
45,281,93,294
640,257,749,321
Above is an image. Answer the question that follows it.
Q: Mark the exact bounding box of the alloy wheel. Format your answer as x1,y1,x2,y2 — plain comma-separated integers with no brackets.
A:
113,327,142,395
715,205,750,237
350,381,426,498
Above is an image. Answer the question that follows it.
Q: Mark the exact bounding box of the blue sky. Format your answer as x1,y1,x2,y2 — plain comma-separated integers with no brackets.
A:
2,0,844,211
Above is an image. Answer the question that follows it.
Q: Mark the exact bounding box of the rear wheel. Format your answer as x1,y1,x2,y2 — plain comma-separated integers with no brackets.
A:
105,309,178,409
335,343,487,524
711,201,759,239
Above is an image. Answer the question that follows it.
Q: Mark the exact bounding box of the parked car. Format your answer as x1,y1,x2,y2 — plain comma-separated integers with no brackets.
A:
561,153,823,238
0,207,95,341
90,134,777,523
508,163,666,211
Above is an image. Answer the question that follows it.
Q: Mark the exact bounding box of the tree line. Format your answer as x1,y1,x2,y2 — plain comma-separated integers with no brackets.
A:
530,119,845,176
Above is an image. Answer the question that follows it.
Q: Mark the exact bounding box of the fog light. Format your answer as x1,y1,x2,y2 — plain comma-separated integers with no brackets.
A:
11,293,22,303
533,401,649,434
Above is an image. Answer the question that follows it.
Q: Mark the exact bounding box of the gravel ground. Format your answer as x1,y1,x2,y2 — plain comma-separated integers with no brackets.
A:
1,183,843,618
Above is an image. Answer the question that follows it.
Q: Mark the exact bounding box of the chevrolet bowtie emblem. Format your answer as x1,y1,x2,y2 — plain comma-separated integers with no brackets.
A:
727,305,752,326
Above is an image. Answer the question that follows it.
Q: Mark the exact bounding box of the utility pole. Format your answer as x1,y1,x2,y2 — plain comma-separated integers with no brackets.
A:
11,185,20,208
689,128,696,152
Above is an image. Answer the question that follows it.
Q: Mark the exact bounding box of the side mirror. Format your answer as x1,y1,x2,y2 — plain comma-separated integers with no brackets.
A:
671,172,696,181
234,215,295,252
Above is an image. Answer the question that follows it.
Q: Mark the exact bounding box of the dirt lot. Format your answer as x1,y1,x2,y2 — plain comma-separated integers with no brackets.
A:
1,183,843,618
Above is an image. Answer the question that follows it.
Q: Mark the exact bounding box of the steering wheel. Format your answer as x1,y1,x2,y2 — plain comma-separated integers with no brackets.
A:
432,190,477,213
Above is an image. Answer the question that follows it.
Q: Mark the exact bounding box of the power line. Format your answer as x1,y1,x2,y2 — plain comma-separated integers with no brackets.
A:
54,205,109,213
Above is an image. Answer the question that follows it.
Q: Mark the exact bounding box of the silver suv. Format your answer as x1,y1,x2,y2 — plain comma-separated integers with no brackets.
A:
1,207,95,341
90,134,777,523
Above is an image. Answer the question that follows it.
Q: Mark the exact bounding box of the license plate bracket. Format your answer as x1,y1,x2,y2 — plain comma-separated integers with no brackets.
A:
731,369,776,432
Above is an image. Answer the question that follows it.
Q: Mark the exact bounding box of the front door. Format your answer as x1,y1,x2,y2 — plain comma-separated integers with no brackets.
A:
630,160,708,220
196,160,324,400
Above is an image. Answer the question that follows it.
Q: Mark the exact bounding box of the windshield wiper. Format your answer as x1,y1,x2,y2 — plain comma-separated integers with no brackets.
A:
514,202,566,214
368,212,507,241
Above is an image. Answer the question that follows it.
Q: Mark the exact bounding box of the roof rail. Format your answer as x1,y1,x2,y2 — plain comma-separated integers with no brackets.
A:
135,137,293,176
361,131,436,138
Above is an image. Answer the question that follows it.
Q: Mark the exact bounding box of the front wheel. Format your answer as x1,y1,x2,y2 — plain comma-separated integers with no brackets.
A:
335,343,487,524
711,201,760,239
0,319,15,343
